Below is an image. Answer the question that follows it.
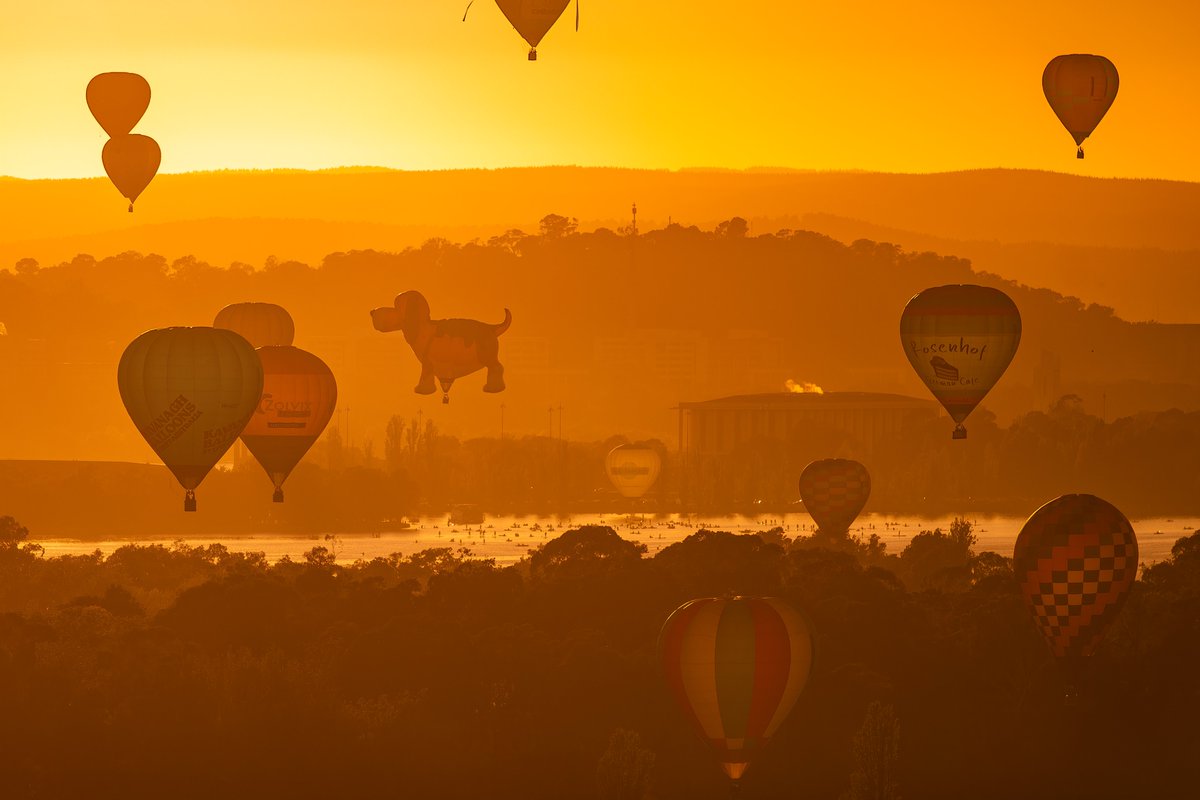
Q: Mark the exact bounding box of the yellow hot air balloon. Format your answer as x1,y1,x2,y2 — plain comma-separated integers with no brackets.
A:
605,444,662,499
214,303,296,349
86,72,151,137
118,327,264,511
102,134,160,212
240,346,337,503
494,0,573,60
900,285,1021,439
1043,55,1119,159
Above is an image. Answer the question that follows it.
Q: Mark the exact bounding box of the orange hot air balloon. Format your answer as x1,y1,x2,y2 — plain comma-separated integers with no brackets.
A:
659,597,815,784
102,134,160,212
214,303,296,349
495,0,573,60
605,444,662,499
240,346,337,503
117,327,264,511
798,459,870,535
86,72,151,137
370,290,511,404
900,285,1021,439
1013,495,1138,692
1043,55,1119,159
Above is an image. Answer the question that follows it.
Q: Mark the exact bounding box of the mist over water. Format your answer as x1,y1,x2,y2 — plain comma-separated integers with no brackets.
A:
32,512,1190,565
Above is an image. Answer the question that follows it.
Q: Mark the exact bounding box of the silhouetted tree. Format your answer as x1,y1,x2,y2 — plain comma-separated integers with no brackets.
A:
596,728,656,800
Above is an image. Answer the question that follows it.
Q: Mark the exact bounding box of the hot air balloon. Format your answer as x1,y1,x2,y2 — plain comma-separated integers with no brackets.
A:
86,72,151,137
1043,55,1119,159
605,444,662,499
117,327,264,511
900,285,1021,439
370,290,510,404
798,459,870,535
1014,494,1138,693
102,134,160,212
659,597,815,784
465,1,575,60
214,303,296,349
240,346,337,502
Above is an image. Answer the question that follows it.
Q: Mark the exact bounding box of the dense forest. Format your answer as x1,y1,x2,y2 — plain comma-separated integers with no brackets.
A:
0,515,1196,798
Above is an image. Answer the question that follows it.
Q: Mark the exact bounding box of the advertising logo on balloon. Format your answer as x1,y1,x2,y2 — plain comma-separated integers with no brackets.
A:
144,394,202,449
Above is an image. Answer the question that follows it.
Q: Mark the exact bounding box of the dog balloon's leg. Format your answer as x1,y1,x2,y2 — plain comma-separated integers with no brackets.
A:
484,362,505,393
415,363,437,395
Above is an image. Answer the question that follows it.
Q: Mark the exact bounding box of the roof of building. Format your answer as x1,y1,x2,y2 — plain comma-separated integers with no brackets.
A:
678,391,935,411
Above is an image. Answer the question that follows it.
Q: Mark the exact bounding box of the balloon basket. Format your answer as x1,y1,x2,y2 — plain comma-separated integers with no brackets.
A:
952,424,967,440
184,491,197,513
1076,147,1085,160
442,394,450,405
528,48,537,61
273,488,284,503
128,202,134,213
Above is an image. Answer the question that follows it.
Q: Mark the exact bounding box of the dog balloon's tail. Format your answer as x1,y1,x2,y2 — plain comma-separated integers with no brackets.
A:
495,308,513,336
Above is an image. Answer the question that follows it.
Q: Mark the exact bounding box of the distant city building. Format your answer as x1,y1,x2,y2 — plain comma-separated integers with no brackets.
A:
677,391,937,509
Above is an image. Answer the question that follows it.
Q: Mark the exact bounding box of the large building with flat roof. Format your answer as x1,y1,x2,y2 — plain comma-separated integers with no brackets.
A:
677,391,937,509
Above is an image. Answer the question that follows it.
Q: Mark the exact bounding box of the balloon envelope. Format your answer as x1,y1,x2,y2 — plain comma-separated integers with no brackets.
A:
659,597,814,781
1013,494,1138,667
214,302,296,349
605,445,662,498
900,284,1021,438
102,134,161,209
117,327,263,508
798,459,871,534
240,346,337,501
495,0,570,48
86,72,151,137
1043,55,1119,149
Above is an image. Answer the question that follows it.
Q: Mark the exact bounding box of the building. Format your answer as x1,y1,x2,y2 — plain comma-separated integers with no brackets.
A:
677,391,937,509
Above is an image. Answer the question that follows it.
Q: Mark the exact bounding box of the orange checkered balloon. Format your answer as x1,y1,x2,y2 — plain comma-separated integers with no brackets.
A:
1013,495,1138,664
798,459,871,535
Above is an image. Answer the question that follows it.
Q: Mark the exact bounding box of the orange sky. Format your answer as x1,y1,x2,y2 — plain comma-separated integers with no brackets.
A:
1,1,1198,181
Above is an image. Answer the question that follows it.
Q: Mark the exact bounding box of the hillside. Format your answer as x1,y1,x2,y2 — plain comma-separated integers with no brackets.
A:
2,228,1197,463
4,166,1198,323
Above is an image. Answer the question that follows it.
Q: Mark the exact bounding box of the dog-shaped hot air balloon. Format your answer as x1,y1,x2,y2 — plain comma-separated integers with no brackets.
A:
371,291,511,403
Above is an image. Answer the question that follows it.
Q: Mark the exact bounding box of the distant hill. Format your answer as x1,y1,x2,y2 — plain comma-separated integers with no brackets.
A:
4,166,1198,322
2,229,1197,461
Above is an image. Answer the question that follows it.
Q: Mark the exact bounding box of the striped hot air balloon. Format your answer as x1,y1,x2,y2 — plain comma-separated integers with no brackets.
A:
1013,495,1138,683
900,284,1021,439
798,458,871,535
658,597,815,783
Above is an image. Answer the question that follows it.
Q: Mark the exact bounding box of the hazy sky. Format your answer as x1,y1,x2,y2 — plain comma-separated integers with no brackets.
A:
2,1,1198,180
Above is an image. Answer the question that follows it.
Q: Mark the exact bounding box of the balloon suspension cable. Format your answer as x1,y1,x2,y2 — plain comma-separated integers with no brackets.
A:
1077,146,1085,159
952,423,967,440
273,488,284,504
184,489,197,513
461,1,475,21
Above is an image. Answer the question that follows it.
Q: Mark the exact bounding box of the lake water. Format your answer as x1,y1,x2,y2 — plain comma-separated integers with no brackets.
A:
32,512,1193,566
